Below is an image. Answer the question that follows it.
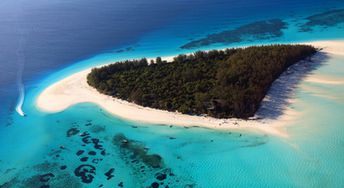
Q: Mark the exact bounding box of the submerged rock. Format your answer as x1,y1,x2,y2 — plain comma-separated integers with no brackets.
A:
151,182,159,188
80,131,90,137
300,9,344,32
104,168,115,180
143,154,163,168
74,165,96,184
101,150,106,156
118,182,123,187
113,133,164,168
67,128,80,137
155,172,167,181
39,173,55,182
82,136,92,144
76,150,84,156
80,157,88,162
181,19,286,49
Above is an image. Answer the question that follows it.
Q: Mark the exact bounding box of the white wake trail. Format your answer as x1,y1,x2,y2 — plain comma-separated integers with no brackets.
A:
14,4,26,117
15,64,25,117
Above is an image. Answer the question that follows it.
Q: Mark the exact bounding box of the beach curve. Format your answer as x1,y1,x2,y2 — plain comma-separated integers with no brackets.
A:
35,40,344,138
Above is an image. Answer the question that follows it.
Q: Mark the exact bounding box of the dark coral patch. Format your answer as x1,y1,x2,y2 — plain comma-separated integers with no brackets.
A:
80,157,89,162
118,182,124,187
80,131,90,137
151,182,159,188
82,136,92,144
143,154,163,168
67,128,80,137
113,134,164,168
76,150,84,156
88,151,96,156
104,168,115,180
300,9,344,32
39,173,55,182
74,165,96,184
92,138,104,150
181,19,286,49
101,150,106,156
60,165,67,170
155,172,167,181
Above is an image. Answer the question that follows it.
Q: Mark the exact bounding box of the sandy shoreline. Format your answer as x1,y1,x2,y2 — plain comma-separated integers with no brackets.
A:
36,40,344,138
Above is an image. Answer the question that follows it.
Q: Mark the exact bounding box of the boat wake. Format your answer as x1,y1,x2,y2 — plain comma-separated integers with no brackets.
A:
15,13,26,117
15,73,25,117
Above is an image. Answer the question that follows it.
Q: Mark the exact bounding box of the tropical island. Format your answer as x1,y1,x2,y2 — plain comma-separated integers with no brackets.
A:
87,45,316,119
36,41,344,137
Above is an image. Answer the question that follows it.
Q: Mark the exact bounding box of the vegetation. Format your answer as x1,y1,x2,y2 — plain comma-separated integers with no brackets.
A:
87,45,316,118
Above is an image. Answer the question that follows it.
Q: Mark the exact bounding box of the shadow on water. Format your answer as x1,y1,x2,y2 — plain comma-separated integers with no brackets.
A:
255,51,329,120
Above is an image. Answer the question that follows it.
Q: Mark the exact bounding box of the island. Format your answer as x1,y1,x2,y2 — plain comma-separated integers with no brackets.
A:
36,41,344,137
87,45,316,119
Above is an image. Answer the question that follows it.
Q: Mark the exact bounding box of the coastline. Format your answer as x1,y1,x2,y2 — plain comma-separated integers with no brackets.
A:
35,40,344,138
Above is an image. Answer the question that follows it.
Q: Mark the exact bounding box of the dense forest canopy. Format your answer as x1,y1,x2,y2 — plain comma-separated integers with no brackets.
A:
87,45,316,118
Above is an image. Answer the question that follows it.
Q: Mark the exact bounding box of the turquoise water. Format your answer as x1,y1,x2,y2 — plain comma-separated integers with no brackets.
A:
1,1,344,187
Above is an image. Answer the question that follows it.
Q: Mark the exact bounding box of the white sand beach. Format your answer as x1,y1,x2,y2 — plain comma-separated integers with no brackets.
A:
36,40,344,138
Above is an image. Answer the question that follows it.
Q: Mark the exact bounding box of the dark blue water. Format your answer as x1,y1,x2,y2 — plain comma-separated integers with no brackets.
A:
0,0,196,121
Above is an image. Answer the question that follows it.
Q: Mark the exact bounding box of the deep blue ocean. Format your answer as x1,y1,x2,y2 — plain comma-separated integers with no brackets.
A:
1,0,344,187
